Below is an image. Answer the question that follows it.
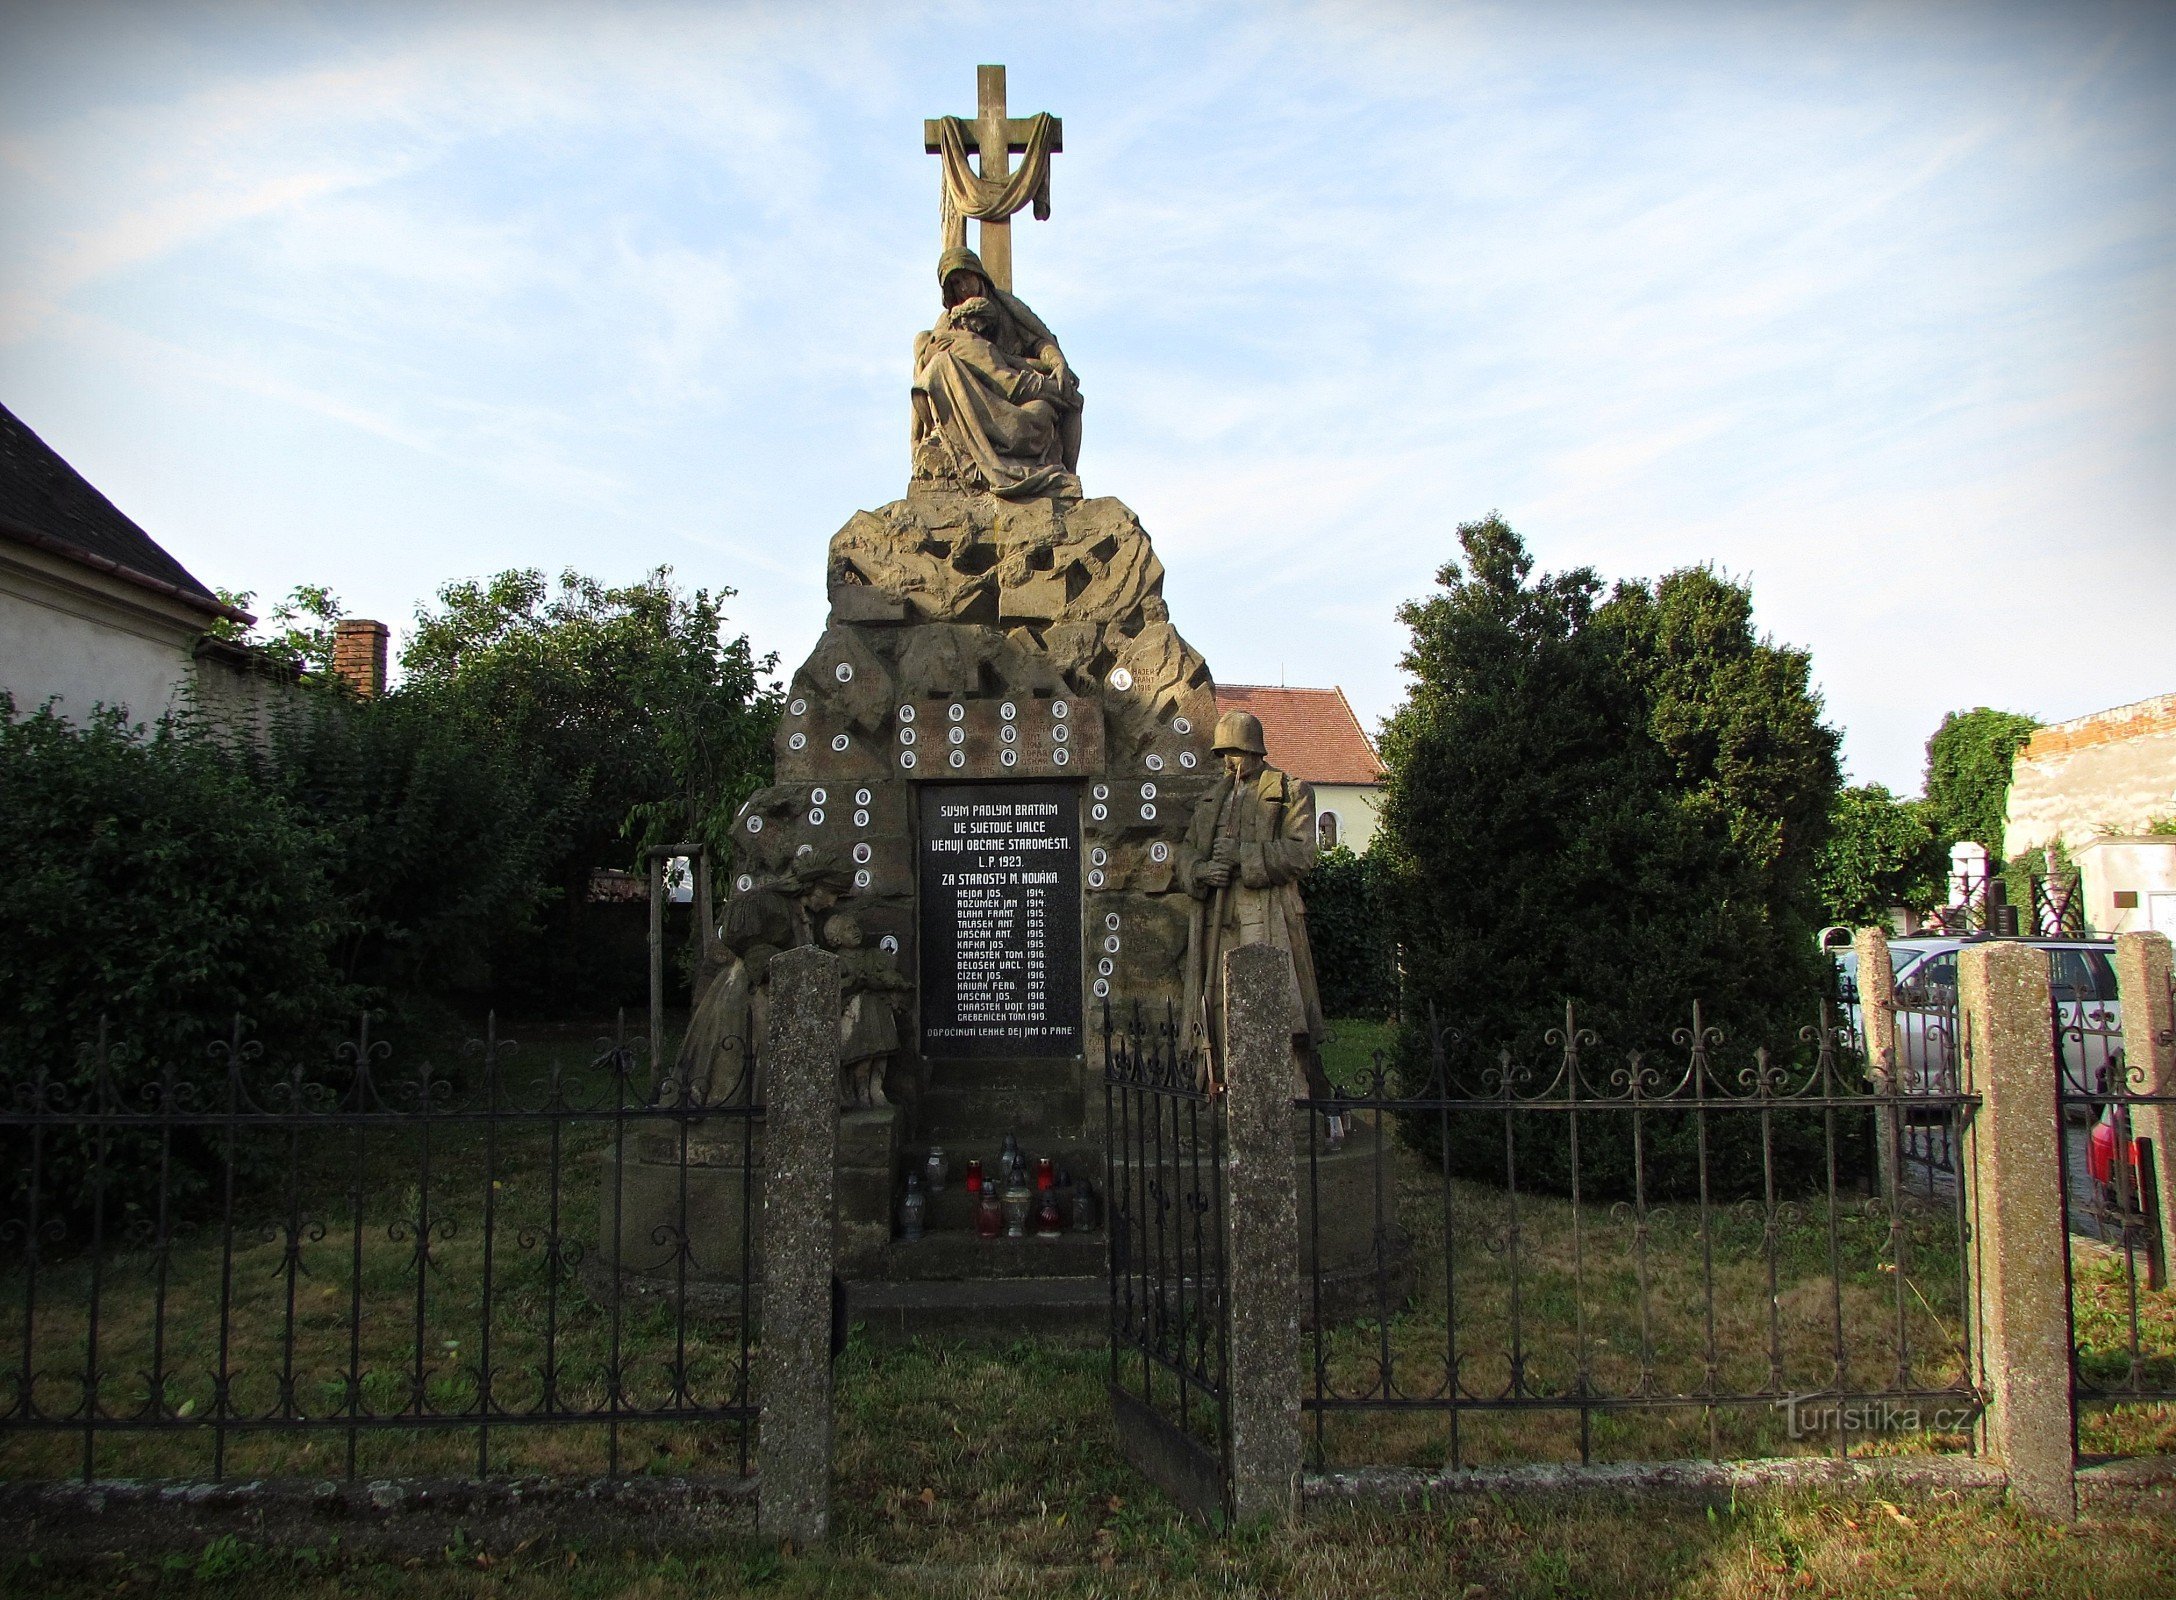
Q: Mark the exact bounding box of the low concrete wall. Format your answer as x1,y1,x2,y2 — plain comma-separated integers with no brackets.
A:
2074,838,2176,938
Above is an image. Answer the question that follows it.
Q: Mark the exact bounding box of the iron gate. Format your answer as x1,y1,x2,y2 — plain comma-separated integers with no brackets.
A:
1102,1003,1231,1521
2053,973,2175,1449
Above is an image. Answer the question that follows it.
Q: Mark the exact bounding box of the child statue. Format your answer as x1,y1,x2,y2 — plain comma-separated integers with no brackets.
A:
824,912,912,1110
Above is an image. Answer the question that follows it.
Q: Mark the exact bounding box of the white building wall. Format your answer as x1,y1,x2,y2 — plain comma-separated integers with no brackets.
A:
2070,838,2176,938
1,542,205,726
1311,783,1383,854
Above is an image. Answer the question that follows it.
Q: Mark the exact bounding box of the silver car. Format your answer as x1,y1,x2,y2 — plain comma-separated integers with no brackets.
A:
1834,936,2123,1114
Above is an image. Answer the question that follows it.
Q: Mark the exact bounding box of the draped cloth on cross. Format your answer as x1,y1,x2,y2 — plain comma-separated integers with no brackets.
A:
930,112,1059,252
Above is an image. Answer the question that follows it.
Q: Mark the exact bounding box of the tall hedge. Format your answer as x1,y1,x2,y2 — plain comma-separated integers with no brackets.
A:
1376,517,1850,1199
1302,845,1396,1019
0,700,357,1223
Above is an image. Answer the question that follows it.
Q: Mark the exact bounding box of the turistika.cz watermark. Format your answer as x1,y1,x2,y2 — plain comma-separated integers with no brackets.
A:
1775,1394,1979,1438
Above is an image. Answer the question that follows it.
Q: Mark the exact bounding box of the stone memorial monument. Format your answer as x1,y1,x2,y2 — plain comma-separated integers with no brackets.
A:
604,66,1385,1332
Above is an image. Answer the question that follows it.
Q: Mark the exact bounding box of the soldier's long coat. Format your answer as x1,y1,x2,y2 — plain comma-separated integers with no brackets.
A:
1178,764,1327,1065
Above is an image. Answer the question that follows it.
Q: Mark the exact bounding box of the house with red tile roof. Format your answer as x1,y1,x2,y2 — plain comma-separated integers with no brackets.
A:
1212,684,1386,853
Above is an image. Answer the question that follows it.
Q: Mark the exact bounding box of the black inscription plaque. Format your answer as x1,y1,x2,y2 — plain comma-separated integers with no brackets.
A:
918,782,1082,1059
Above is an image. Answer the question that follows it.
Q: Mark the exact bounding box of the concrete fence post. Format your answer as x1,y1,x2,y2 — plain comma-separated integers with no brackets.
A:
756,946,840,1545
1853,926,1899,1202
1958,942,2075,1520
2113,931,2176,1286
1220,945,1304,1524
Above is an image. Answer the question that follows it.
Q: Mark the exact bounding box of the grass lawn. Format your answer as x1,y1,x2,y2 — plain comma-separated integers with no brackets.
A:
7,1333,2176,1598
0,1017,748,1485
5,1013,2174,1595
1321,1015,1398,1091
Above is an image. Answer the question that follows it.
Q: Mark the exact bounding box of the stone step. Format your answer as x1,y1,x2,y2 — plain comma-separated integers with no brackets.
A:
918,1174,1106,1236
911,1151,1105,1210
843,1275,1107,1343
868,1226,1107,1281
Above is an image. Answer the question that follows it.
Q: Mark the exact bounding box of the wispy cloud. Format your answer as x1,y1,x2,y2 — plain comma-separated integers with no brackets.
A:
0,0,2168,789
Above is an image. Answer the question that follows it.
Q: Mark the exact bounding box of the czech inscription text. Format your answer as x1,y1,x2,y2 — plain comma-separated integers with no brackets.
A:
917,782,1082,1058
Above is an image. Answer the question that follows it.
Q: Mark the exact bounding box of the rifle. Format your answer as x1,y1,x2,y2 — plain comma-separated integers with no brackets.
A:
1195,773,1243,1091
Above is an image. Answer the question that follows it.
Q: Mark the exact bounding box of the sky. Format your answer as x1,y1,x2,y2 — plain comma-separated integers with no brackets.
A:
1,0,2170,794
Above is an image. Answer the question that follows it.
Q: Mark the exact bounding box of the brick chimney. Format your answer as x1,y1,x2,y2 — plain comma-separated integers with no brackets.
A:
331,619,389,697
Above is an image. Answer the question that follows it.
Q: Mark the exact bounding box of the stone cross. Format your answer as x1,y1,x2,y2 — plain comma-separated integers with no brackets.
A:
923,64,1062,293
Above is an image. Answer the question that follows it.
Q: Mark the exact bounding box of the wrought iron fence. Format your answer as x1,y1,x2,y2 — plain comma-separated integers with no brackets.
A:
1924,868,2084,939
1296,1002,1982,1471
2055,972,2176,1452
2032,872,2088,940
0,1014,760,1486
1102,1003,1229,1520
1892,961,1962,1188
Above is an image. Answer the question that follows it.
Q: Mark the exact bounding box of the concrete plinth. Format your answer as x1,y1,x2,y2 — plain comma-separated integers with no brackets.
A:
754,947,840,1546
596,1122,763,1296
1106,1129,1407,1326
836,1106,901,1275
1960,941,2076,1521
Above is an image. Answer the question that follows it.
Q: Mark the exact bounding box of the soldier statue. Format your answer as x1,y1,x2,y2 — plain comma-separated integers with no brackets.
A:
1179,711,1341,1130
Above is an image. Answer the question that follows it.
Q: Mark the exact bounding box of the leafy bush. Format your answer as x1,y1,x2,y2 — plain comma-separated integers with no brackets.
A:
1303,845,1396,1019
0,699,357,1222
0,563,781,1214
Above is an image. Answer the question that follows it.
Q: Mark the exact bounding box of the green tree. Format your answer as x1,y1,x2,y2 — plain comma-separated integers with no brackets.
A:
401,568,779,1003
211,583,347,674
1377,516,1846,1197
1816,784,1946,926
252,682,556,997
1922,707,2038,861
1602,564,1841,968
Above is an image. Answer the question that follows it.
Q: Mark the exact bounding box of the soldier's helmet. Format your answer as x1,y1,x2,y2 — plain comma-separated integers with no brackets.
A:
1211,711,1267,757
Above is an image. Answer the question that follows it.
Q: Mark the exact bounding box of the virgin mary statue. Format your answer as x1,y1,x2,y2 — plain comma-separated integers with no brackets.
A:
910,246,1083,498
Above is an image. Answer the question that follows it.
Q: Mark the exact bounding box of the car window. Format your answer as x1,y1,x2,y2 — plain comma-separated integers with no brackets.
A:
1898,951,1956,1002
2083,950,2119,1002
2049,950,2097,1003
